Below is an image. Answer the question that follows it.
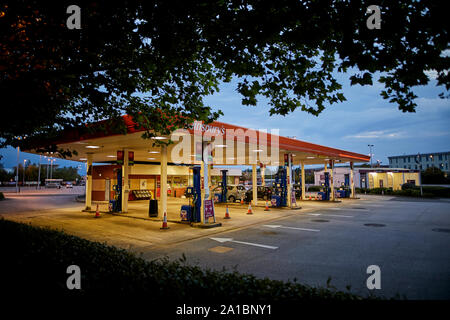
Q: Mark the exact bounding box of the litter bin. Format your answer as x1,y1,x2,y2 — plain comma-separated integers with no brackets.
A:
149,199,158,217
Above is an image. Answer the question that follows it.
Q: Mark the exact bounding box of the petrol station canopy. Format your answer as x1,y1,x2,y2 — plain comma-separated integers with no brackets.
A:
25,115,370,166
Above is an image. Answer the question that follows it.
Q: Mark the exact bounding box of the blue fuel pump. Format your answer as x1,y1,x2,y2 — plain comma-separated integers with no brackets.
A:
110,168,122,212
220,170,228,202
180,166,202,223
337,174,351,198
192,166,201,222
271,167,287,207
318,172,331,200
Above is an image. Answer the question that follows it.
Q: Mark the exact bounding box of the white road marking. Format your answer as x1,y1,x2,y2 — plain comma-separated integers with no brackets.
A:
326,207,369,211
307,213,353,218
210,237,278,250
356,204,383,207
263,224,320,232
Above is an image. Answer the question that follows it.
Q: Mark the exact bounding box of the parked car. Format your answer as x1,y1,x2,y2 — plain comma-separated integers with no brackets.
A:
212,184,247,202
257,186,273,200
65,182,73,189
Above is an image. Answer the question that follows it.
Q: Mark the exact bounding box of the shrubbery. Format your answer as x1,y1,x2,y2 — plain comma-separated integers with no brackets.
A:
0,219,364,301
355,185,449,198
0,192,4,200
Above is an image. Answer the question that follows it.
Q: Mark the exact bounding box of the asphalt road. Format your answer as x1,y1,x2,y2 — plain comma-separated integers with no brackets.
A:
0,188,84,214
141,197,450,300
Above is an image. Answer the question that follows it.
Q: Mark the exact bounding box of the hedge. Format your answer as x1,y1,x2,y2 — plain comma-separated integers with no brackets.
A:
0,218,366,301
355,186,449,198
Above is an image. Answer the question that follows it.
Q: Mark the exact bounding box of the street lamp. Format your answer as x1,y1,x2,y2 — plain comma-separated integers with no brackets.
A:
37,155,42,189
50,158,55,179
22,159,28,187
368,144,374,167
46,157,50,182
16,145,20,193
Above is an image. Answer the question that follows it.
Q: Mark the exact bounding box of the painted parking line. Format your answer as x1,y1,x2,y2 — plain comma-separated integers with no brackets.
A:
356,204,383,207
325,207,369,211
263,224,320,232
210,237,278,250
307,213,353,218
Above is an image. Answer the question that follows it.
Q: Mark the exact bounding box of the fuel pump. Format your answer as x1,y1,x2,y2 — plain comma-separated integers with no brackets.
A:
337,174,351,198
319,172,330,201
180,166,202,223
271,167,287,207
110,168,122,212
220,170,228,203
192,166,201,222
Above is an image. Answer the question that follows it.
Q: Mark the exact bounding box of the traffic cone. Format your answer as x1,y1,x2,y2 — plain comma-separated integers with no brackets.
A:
95,204,100,218
247,203,253,214
240,197,244,205
264,201,270,211
224,205,231,219
160,211,169,229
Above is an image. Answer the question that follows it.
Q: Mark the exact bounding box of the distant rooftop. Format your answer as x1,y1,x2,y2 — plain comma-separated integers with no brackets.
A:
388,151,450,158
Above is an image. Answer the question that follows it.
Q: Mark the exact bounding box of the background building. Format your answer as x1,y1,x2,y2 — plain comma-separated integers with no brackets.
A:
314,167,420,190
388,152,450,173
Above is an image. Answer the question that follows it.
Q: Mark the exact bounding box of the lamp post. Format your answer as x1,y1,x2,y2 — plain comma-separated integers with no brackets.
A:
22,159,27,187
50,158,55,179
16,145,20,193
368,144,374,167
46,157,50,183
37,155,42,189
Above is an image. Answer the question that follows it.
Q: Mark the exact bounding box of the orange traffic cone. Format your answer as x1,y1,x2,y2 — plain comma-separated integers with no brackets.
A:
240,197,244,205
160,211,169,229
224,205,231,219
95,204,101,218
264,201,270,211
247,203,253,214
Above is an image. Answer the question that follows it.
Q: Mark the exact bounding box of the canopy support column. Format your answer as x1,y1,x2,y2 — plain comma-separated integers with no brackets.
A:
301,161,306,201
330,160,335,201
85,153,93,211
121,149,130,213
160,145,168,217
287,154,292,206
252,164,257,206
350,162,356,198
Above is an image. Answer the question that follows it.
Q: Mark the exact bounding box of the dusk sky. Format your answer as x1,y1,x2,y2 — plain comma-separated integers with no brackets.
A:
1,72,449,173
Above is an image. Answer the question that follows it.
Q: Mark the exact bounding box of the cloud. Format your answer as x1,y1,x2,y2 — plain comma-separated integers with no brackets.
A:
345,130,406,140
